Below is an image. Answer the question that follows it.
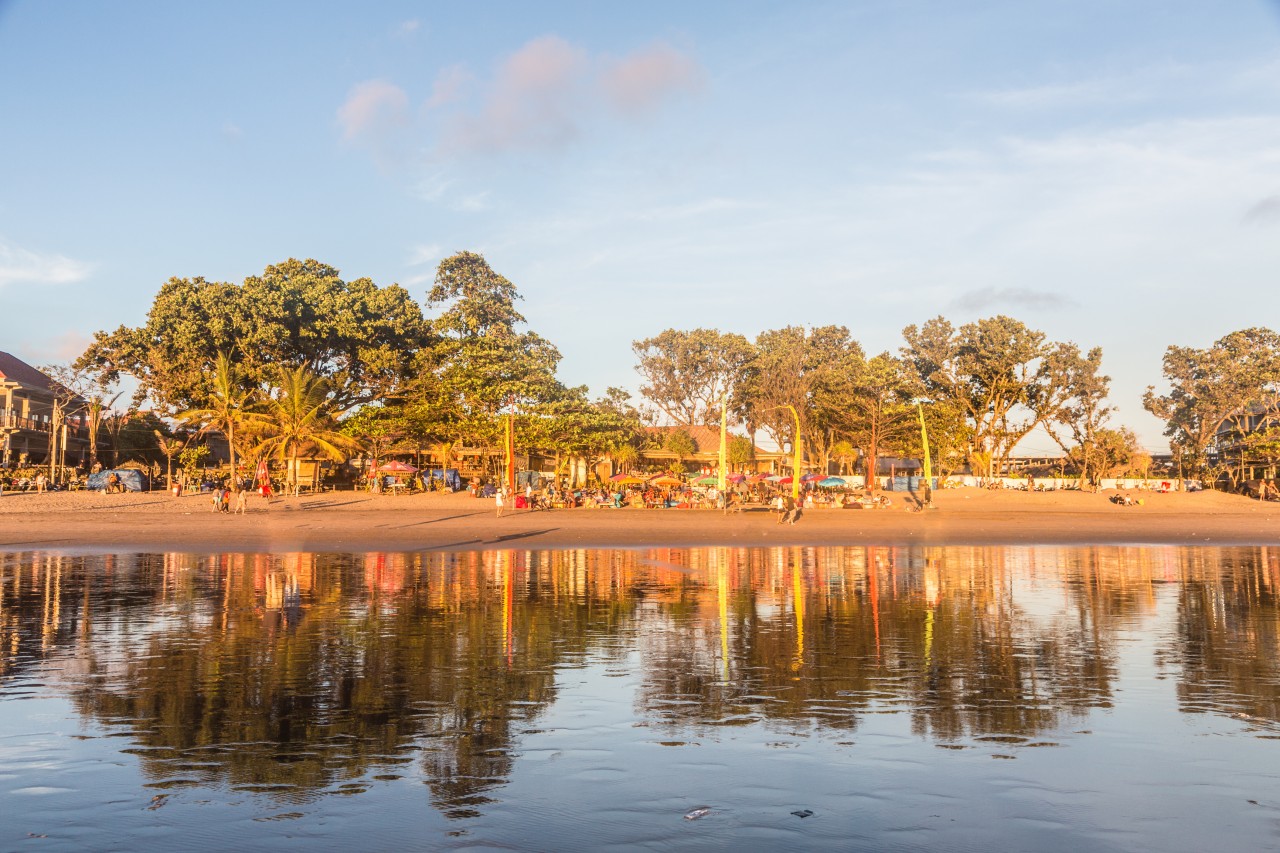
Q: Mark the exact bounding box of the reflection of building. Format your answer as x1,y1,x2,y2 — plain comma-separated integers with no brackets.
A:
0,351,92,467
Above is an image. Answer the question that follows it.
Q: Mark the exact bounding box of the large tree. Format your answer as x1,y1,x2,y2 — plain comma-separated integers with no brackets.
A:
255,365,360,494
1143,327,1280,483
632,328,755,426
174,352,268,489
738,325,863,475
75,258,429,412
901,315,1092,479
835,353,920,492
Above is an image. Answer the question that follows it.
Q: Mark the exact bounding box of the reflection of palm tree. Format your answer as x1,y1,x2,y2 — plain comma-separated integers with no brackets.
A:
176,352,265,489
255,366,360,494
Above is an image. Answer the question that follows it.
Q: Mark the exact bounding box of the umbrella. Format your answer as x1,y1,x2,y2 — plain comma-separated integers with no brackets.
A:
612,474,648,486
801,473,824,483
727,473,747,483
818,476,847,488
378,460,418,473
748,473,771,483
608,472,633,482
692,475,719,486
766,475,785,482
648,474,684,487
777,476,793,485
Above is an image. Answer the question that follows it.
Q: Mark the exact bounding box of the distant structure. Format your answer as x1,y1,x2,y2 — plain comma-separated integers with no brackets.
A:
0,351,92,468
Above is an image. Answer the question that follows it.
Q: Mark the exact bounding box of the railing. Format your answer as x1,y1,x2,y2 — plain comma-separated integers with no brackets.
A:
0,410,89,440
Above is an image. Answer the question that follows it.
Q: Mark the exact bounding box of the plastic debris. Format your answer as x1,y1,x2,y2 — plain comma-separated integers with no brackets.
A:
684,806,712,820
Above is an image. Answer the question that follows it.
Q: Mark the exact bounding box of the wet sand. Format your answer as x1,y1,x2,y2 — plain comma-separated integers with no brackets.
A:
0,486,1277,553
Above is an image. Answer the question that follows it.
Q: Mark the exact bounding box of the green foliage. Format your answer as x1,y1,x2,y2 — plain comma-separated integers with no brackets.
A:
632,328,755,426
76,259,430,412
178,444,210,482
664,428,697,461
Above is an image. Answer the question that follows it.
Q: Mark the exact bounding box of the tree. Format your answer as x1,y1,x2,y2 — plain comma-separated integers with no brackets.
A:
42,364,127,470
1043,346,1113,486
836,353,920,493
175,352,268,489
255,366,361,494
738,325,863,475
420,251,568,468
1143,328,1280,485
75,259,430,413
664,429,697,472
902,315,1089,480
632,329,755,426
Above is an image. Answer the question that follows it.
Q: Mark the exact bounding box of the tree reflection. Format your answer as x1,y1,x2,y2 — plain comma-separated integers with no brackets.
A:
2,545,1278,818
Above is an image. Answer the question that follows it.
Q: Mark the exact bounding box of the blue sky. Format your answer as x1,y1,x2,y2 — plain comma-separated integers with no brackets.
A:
2,1,1279,453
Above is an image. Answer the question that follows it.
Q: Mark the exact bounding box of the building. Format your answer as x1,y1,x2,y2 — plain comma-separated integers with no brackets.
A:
0,351,93,468
640,425,787,473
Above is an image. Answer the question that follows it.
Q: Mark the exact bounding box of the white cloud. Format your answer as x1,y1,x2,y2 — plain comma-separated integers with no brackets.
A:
396,19,421,37
0,241,92,288
426,64,471,109
600,41,704,115
441,35,588,155
337,79,409,142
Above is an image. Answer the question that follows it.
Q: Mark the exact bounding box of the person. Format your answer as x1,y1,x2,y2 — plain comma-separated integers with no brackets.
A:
212,488,224,512
495,485,506,517
35,472,47,493
106,471,119,494
220,486,232,513
773,493,786,522
233,488,248,514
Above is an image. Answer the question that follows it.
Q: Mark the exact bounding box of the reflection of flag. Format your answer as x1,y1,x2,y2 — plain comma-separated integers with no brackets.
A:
255,459,268,485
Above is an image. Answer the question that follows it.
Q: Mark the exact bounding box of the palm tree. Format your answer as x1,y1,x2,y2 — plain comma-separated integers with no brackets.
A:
176,352,265,490
255,365,361,494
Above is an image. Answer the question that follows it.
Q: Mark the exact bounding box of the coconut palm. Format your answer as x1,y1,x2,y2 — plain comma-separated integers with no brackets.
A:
255,365,362,494
176,352,266,490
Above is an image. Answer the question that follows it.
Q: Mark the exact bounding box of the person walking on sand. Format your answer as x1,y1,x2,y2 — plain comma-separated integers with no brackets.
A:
495,485,506,517
233,488,248,514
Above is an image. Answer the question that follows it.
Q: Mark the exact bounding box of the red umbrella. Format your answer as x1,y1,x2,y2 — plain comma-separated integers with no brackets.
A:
378,460,418,473
777,476,793,485
727,473,747,483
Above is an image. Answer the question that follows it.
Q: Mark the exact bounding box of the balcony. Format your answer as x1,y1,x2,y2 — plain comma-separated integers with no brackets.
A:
0,410,89,440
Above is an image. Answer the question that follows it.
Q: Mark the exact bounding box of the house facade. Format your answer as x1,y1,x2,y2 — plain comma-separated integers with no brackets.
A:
0,351,92,468
640,425,788,473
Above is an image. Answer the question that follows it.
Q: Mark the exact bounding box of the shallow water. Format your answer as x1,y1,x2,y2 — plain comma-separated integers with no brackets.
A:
1,546,1278,850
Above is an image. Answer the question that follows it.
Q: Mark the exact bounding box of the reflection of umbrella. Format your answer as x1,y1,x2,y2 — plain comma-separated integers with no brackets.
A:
648,474,684,487
801,473,824,483
818,476,847,487
378,460,418,473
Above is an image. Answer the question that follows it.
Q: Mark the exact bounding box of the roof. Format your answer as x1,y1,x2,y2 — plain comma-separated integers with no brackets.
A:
0,351,59,394
643,425,781,457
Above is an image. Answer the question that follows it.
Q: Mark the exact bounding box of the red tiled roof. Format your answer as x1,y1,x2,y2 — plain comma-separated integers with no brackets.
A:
0,351,57,393
643,425,781,457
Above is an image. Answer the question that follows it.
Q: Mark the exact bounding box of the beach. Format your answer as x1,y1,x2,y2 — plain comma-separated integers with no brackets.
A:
0,486,1276,553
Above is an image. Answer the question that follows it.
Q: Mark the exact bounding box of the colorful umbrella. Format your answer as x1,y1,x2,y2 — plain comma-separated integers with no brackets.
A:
648,474,684,487
777,476,793,485
801,473,824,483
611,474,648,485
378,460,418,473
693,475,718,485
766,475,785,482
727,473,747,483
818,476,847,487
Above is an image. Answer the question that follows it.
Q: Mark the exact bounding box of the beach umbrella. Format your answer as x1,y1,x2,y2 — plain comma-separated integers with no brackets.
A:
801,473,824,483
378,460,418,473
777,476,793,485
766,475,784,482
748,473,770,483
648,474,684,487
693,475,718,486
608,472,632,482
818,476,847,488
612,474,648,485
727,473,747,483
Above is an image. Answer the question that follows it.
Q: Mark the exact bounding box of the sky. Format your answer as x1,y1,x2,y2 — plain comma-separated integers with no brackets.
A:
2,0,1279,455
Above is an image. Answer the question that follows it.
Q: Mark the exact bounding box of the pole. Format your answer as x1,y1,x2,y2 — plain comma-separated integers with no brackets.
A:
917,403,934,507
718,396,728,512
505,413,516,495
788,405,801,503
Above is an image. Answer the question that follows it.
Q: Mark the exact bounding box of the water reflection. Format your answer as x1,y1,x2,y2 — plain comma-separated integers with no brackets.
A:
2,545,1279,820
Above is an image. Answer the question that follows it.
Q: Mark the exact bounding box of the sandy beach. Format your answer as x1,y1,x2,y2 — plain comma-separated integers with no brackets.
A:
0,486,1276,554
